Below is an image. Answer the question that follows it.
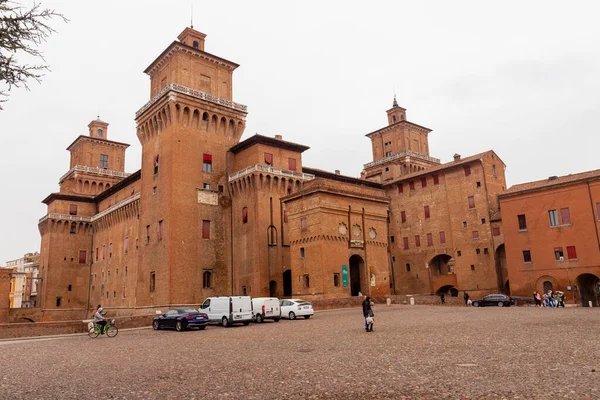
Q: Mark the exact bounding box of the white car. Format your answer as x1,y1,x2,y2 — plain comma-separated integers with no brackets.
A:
279,299,314,320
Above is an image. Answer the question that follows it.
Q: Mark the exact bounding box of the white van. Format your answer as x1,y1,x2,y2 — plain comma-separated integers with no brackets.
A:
251,297,281,323
199,296,253,327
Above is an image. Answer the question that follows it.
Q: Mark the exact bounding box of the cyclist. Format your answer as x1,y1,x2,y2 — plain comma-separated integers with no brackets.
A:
94,307,107,332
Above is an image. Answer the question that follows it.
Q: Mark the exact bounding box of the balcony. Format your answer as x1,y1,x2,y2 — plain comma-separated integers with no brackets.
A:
60,165,132,183
38,213,92,224
363,150,441,169
229,164,315,183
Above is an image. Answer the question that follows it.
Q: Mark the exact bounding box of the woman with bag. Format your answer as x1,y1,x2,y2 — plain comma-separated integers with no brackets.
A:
362,296,374,332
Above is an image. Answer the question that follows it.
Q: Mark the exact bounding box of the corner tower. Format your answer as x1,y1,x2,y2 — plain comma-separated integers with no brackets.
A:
362,98,440,183
135,27,247,306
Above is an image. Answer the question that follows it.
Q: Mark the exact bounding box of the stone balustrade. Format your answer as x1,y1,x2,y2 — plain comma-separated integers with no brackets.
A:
228,164,315,182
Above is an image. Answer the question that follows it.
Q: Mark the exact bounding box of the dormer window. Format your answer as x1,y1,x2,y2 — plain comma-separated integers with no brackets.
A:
97,129,103,137
193,40,199,49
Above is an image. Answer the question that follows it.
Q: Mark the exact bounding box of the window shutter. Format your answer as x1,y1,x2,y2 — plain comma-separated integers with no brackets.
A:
439,231,446,244
288,158,296,171
566,246,577,259
492,227,501,236
464,165,471,176
403,237,409,250
421,177,427,188
79,250,86,264
202,220,210,239
427,233,433,246
69,205,78,215
203,153,212,163
264,153,273,165
409,181,415,191
560,208,571,225
401,211,406,223
424,206,430,218
415,235,421,247
468,196,475,209
472,231,479,240
433,175,439,185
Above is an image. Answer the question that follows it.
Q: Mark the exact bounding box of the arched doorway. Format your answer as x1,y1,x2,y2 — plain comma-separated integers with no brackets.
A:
495,244,507,291
437,285,458,297
430,254,453,275
576,273,600,307
283,270,292,297
269,280,277,298
504,280,510,295
543,280,553,293
349,254,365,296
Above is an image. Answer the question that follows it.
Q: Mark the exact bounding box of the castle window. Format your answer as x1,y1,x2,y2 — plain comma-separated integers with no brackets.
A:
472,231,479,240
415,235,421,247
427,233,433,246
95,247,99,261
264,153,273,165
69,204,78,215
523,250,532,263
288,158,297,171
333,273,340,287
433,174,439,185
150,272,156,292
476,181,481,188
401,211,406,223
421,177,427,188
56,297,62,307
468,196,475,209
203,270,212,288
202,220,211,239
203,154,213,172
518,214,527,230
145,226,150,244
493,164,497,177
242,207,248,223
301,217,307,230
158,220,163,240
463,221,468,228
154,155,159,175
390,235,395,243
471,265,475,271
401,115,404,121
567,246,577,260
125,237,129,253
403,237,409,250
385,152,392,157
193,40,199,49
68,284,72,291
78,250,86,264
97,129,103,137
457,250,462,257
493,227,501,236
405,263,410,272
464,165,471,176
398,184,403,193
409,181,415,191
70,222,77,234
283,210,288,223
484,248,489,254
100,154,109,168
109,243,112,258
476,248,481,255
424,206,430,218
300,247,305,258
303,274,310,288
385,166,389,171
439,231,446,244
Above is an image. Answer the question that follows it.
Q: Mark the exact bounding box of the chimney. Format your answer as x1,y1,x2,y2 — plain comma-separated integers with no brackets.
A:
274,135,283,140
548,176,558,181
453,153,461,161
335,170,341,175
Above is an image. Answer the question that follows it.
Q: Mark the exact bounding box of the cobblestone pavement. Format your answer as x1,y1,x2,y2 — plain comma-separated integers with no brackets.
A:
1,305,599,400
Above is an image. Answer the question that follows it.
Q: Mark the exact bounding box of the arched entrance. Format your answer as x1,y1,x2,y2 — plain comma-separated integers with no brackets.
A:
575,273,600,307
543,280,553,293
430,254,454,275
495,244,507,291
283,270,292,297
349,254,365,296
437,285,458,297
504,280,510,295
269,280,277,298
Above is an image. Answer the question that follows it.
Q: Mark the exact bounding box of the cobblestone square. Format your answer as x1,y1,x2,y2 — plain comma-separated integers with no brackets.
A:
1,305,598,399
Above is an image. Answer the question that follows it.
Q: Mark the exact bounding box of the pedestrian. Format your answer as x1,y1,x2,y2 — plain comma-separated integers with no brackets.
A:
463,292,470,306
557,291,565,308
362,296,374,332
440,292,445,305
535,292,542,307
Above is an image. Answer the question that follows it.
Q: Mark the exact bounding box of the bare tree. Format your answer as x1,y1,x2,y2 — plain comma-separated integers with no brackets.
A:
0,0,66,109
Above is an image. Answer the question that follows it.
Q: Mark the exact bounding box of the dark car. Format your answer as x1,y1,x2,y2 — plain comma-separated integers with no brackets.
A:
472,294,514,307
153,308,209,332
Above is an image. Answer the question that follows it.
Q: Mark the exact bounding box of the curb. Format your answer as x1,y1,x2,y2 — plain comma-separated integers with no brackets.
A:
0,326,152,343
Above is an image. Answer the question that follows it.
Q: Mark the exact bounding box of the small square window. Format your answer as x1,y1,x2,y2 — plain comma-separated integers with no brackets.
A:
470,265,475,271
484,248,489,254
523,250,532,263
472,231,479,240
288,158,297,171
385,167,389,172
463,221,468,228
476,248,481,254
203,183,210,190
481,218,486,224
476,181,481,188
390,235,395,243
457,250,462,257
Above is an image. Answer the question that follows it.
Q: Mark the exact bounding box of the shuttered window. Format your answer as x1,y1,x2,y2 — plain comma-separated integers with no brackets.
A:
468,196,475,209
472,231,479,240
69,205,78,215
493,227,501,236
264,153,273,165
421,177,427,188
566,246,577,259
424,206,430,218
398,184,403,193
288,158,296,171
433,174,439,185
401,211,406,223
415,235,421,247
202,220,211,239
439,231,446,244
409,181,415,191
464,165,471,176
560,208,571,225
403,237,409,250
78,250,87,264
427,233,433,246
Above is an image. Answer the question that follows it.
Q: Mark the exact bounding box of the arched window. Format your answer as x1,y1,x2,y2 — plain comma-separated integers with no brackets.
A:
392,116,396,123
203,270,212,288
333,273,340,287
543,281,553,293
97,129,103,137
193,40,199,49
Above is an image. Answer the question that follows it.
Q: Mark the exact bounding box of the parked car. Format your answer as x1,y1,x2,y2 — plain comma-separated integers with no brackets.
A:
200,296,253,327
251,297,281,323
279,299,314,320
472,294,514,307
152,308,209,332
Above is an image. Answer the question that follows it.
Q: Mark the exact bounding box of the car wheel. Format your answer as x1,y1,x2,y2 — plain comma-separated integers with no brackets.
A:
497,302,504,307
222,317,229,327
176,320,184,332
152,320,160,330
289,312,296,320
273,318,280,322
256,314,263,323
198,325,206,331
473,302,479,307
303,315,311,319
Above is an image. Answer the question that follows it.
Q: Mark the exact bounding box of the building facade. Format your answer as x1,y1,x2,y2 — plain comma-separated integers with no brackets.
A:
34,26,512,321
5,253,40,308
499,171,600,306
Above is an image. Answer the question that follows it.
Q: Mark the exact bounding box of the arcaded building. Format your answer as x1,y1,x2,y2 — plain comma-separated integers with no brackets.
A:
499,171,600,306
36,27,510,320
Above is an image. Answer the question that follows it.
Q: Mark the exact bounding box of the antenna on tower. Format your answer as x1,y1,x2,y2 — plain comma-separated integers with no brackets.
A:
190,3,194,28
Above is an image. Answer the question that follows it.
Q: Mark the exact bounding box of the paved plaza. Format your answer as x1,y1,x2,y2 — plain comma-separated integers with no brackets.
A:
1,305,599,399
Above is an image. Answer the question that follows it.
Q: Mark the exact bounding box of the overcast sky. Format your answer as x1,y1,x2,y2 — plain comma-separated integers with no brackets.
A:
1,0,599,264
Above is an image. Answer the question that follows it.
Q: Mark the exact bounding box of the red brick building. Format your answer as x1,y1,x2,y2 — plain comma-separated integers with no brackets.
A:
499,171,600,306
35,27,511,320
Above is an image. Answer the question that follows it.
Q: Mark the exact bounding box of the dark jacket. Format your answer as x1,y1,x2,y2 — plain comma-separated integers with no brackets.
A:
362,300,373,317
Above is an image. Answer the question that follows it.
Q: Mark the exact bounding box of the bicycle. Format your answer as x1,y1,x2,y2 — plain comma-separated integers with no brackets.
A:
88,319,118,338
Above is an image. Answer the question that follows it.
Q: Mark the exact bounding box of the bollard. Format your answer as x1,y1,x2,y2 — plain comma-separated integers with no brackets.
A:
386,297,391,307
409,297,415,306
589,301,593,307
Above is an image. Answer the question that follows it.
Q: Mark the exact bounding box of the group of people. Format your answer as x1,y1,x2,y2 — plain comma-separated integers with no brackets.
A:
533,290,565,307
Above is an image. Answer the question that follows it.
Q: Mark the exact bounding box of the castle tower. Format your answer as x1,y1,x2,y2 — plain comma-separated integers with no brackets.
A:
362,98,440,183
134,27,247,305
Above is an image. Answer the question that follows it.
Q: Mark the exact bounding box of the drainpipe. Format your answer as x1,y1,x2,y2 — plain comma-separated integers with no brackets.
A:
86,221,94,319
226,150,234,296
362,207,369,296
387,208,396,295
586,182,600,252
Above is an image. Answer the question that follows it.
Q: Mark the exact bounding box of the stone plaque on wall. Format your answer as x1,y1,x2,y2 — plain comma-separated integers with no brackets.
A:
197,190,218,206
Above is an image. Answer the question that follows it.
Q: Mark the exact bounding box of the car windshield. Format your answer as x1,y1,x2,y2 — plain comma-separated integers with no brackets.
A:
179,308,198,314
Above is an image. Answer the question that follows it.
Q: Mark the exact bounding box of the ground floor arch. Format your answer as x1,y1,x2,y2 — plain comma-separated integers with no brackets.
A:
429,254,454,275
349,254,365,296
575,273,600,307
436,285,458,297
269,280,277,298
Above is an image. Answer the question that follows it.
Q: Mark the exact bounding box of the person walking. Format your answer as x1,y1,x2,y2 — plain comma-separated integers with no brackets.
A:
535,292,542,307
463,292,470,306
440,292,445,305
362,296,374,332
